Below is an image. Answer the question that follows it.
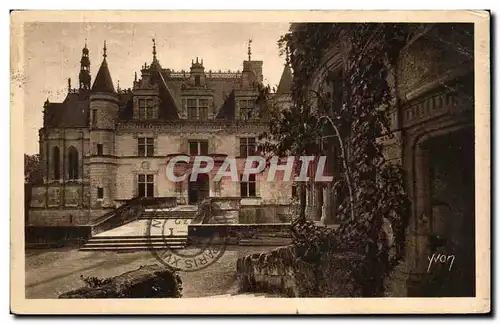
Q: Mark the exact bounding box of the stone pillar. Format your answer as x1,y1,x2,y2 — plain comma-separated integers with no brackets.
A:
314,183,323,221
321,183,332,224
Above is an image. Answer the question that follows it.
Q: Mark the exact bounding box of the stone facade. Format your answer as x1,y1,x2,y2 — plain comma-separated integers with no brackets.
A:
28,40,294,227
300,23,474,296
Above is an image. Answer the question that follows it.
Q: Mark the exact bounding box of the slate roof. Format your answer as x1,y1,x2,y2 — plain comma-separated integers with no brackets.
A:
215,90,236,120
151,66,180,120
91,58,115,94
43,92,89,128
43,53,273,127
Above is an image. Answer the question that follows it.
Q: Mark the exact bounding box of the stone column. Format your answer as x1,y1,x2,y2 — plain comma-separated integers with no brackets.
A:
314,183,323,221
320,183,332,224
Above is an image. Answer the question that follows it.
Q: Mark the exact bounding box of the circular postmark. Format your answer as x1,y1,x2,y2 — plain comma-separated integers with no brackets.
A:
144,207,227,272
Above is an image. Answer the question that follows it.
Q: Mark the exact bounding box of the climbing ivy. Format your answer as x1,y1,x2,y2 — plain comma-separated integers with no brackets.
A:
260,23,413,295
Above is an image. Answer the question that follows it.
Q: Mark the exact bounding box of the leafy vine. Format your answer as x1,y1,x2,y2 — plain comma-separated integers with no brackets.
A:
259,23,413,294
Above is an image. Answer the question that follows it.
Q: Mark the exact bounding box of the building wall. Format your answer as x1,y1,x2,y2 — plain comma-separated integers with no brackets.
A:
30,122,294,225
28,208,109,226
303,24,474,296
28,52,294,230
112,127,293,204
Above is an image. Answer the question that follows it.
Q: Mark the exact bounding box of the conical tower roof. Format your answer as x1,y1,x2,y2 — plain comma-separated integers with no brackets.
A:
91,41,115,94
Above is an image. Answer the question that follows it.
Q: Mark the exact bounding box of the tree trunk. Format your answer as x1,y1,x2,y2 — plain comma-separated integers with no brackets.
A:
59,264,182,298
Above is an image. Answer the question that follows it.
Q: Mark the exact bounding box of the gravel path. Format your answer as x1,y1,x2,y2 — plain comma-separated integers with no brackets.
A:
25,246,276,298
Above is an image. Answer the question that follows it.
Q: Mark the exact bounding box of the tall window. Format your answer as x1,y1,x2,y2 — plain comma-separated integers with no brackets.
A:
239,100,256,120
67,146,79,180
97,187,104,200
199,99,209,120
138,137,154,157
92,109,97,126
138,174,154,197
96,143,103,156
187,99,197,119
52,146,60,180
189,140,208,156
186,98,209,120
138,98,155,120
239,137,256,158
240,174,256,198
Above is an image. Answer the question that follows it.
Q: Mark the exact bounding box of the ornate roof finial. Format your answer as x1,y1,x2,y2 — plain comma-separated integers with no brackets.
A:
201,58,203,66
84,38,87,49
103,40,107,59
196,57,199,64
117,80,120,92
134,71,137,82
68,78,71,92
152,38,157,61
248,39,252,61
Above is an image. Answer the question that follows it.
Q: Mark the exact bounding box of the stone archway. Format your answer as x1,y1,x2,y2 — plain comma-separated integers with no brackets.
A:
409,125,475,297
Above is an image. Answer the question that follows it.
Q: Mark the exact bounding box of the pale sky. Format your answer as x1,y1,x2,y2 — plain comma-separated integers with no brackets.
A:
23,22,291,154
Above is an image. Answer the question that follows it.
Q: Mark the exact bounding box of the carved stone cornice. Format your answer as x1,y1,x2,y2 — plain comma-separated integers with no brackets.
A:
116,120,269,135
401,90,472,128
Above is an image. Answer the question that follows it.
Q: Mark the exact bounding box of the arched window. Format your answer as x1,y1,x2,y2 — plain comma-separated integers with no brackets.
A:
68,146,79,180
52,146,60,180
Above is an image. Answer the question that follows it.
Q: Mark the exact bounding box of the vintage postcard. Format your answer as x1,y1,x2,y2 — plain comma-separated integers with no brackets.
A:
11,10,490,314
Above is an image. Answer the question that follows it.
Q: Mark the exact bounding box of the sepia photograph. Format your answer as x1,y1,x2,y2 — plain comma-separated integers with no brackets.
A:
10,10,490,314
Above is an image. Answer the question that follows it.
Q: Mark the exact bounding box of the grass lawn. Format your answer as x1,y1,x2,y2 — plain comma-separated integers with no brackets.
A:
25,246,277,298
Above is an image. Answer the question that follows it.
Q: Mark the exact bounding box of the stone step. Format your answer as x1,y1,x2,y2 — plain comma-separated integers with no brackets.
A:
85,239,187,246
87,236,187,243
141,210,197,219
81,234,188,251
79,245,185,251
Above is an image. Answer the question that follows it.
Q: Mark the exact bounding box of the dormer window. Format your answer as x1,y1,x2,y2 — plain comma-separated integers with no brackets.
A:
239,99,257,120
138,98,155,120
199,99,208,119
186,98,209,120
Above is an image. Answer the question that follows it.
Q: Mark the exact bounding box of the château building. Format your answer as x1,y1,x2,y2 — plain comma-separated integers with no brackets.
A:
28,39,294,227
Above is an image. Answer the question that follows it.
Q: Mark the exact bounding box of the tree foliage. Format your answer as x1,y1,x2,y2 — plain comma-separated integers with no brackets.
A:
25,153,43,185
259,23,415,295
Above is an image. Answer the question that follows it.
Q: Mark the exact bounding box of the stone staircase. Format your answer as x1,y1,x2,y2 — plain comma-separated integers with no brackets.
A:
80,206,198,252
79,235,188,252
140,207,198,220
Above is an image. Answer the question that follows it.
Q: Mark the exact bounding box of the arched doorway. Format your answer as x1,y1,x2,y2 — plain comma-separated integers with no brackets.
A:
188,173,210,205
412,126,475,297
